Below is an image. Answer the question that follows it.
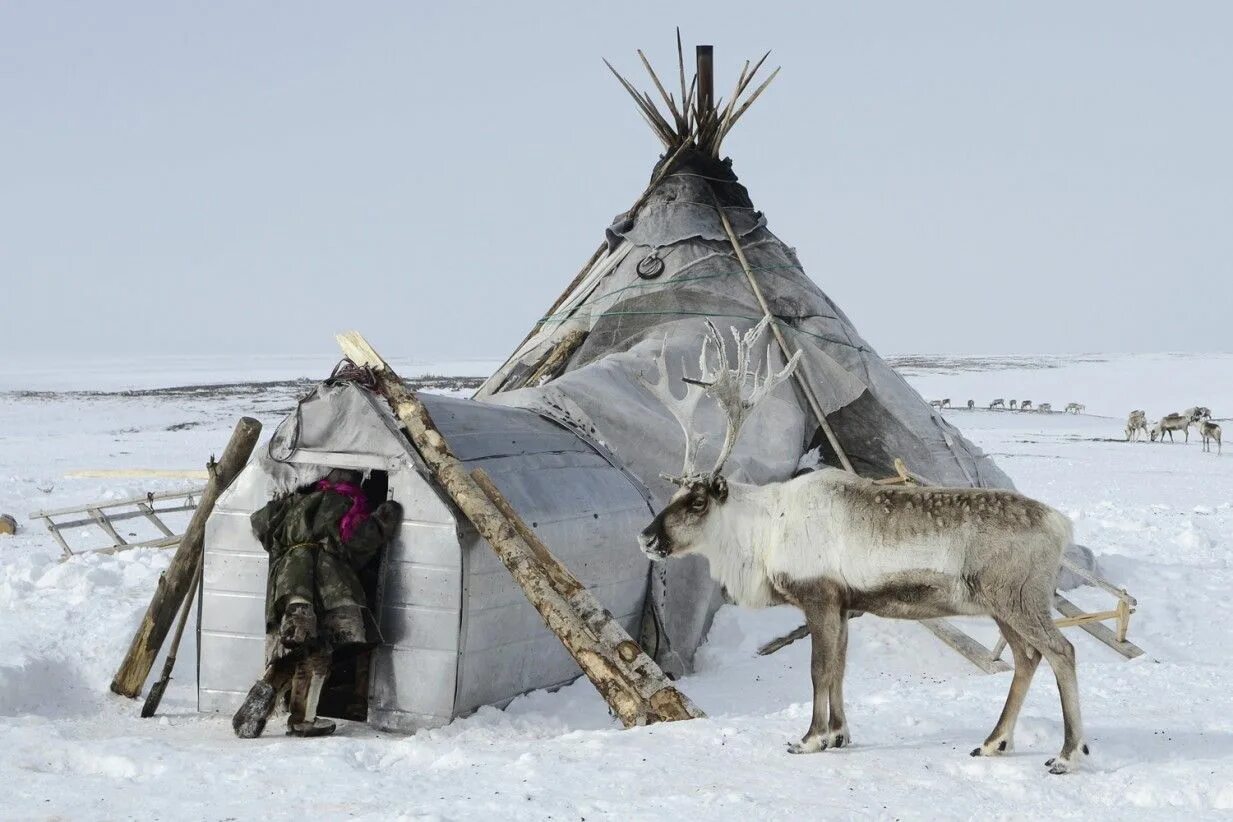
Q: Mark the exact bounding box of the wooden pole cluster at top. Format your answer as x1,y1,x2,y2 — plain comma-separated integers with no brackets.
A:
337,331,704,728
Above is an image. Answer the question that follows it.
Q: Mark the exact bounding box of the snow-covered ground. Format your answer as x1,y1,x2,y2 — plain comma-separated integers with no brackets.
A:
1,353,1230,820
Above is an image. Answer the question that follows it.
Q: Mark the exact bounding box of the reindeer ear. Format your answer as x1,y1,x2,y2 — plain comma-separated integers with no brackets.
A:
709,474,729,502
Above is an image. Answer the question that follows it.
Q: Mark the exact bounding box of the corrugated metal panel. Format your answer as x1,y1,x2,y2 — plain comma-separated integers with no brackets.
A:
366,467,461,732
416,394,654,717
199,389,655,732
198,505,268,713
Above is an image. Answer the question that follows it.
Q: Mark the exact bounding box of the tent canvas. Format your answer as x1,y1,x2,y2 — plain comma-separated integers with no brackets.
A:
471,43,1094,671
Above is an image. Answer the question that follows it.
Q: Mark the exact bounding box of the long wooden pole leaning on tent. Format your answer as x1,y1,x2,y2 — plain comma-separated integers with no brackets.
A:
111,417,262,698
336,331,704,727
711,200,856,473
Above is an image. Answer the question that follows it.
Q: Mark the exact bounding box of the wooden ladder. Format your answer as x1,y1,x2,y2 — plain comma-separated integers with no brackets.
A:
29,488,203,559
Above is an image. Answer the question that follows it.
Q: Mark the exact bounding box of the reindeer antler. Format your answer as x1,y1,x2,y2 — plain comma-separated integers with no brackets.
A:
694,317,801,476
639,336,716,483
643,317,802,484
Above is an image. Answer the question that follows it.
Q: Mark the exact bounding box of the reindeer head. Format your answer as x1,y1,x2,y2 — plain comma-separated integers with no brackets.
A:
638,317,800,560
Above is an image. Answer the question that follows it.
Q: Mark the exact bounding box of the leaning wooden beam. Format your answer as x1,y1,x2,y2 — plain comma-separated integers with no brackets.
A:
918,619,1012,674
110,417,262,698
525,328,588,388
141,552,203,718
755,616,1015,677
337,330,704,727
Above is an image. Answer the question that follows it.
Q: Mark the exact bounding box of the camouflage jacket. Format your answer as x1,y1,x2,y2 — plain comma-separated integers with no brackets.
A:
251,489,397,628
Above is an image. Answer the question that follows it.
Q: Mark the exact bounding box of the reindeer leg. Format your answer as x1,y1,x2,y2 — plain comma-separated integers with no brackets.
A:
827,611,850,744
1009,613,1086,774
971,618,1040,757
788,597,847,754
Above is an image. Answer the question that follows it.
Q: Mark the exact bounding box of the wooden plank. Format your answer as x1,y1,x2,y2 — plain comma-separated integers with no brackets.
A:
1053,608,1122,629
1054,595,1145,660
337,330,704,727
89,507,128,546
1059,557,1136,605
43,519,76,558
62,534,180,562
137,502,176,538
29,488,204,519
38,504,196,532
920,619,1012,674
525,328,588,388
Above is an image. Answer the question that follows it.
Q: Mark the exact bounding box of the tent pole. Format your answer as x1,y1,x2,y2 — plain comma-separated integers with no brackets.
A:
711,201,856,474
480,139,696,397
695,45,714,115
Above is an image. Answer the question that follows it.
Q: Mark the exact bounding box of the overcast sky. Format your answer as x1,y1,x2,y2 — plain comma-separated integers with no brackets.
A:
3,2,1229,362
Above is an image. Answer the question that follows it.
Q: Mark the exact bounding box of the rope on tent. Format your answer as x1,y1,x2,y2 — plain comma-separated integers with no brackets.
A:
710,194,857,474
537,308,871,357
535,264,809,322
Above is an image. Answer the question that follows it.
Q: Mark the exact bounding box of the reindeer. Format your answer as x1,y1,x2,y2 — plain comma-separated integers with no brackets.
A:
989,399,1005,410
1020,400,1033,412
638,318,1087,774
1184,406,1212,422
1125,410,1148,441
1065,403,1085,415
967,399,975,410
1038,403,1053,414
1151,413,1192,443
941,398,952,409
1198,420,1222,454
930,400,944,409
1009,400,1018,410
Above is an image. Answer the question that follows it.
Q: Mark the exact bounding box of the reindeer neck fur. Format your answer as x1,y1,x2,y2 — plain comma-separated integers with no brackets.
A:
692,470,847,608
692,480,789,608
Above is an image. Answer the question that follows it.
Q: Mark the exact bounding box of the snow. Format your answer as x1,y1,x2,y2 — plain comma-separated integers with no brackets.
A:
2,353,1231,819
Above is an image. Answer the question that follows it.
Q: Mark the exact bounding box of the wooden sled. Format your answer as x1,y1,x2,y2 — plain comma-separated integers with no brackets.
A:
29,488,203,559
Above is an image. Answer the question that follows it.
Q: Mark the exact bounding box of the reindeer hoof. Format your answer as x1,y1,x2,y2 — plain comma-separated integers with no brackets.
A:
787,731,848,754
1045,742,1091,774
969,738,1011,757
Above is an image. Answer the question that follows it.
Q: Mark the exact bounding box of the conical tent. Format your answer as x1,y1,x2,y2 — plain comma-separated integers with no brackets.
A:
473,43,1020,674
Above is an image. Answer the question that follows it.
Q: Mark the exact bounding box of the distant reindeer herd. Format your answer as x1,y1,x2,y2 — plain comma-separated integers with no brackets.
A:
939,397,1081,413
930,395,1220,455
1139,406,1220,454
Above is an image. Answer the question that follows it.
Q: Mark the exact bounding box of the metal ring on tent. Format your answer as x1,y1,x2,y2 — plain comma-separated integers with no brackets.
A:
637,251,665,280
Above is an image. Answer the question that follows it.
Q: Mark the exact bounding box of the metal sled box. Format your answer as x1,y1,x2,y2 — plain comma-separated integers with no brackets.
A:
198,387,653,732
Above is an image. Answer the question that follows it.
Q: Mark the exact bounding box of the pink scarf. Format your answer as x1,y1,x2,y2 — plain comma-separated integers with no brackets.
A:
316,479,371,542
